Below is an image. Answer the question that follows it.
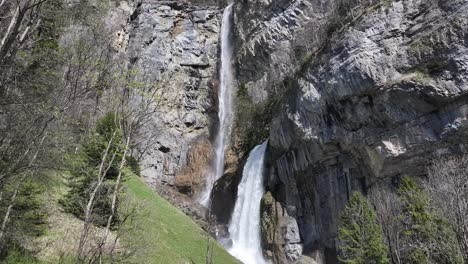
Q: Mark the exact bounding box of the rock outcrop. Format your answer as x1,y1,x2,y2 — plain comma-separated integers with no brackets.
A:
223,0,468,263
261,192,303,263
127,1,222,194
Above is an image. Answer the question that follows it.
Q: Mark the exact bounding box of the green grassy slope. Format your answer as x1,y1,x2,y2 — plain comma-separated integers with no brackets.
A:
13,172,239,264
122,175,240,264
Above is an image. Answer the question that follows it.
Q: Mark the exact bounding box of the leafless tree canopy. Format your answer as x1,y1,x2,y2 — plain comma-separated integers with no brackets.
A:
369,186,403,264
427,154,468,263
0,0,164,260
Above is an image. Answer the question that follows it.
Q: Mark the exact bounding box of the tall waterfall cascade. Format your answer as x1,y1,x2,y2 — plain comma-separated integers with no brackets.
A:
199,3,234,207
228,141,270,264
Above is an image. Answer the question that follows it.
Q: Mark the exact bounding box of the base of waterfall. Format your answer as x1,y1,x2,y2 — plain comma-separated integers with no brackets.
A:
228,245,270,264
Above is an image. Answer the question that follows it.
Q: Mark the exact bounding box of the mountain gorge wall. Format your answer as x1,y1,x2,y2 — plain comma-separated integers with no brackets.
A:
227,0,468,263
115,0,468,263
126,0,222,196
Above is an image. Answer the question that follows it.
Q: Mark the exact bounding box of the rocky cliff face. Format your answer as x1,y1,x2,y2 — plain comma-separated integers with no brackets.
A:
222,0,468,263
126,1,221,195
115,0,468,263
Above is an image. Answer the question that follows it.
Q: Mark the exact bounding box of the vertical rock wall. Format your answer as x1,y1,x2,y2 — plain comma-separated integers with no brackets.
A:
116,0,468,263
227,0,468,263
127,1,222,195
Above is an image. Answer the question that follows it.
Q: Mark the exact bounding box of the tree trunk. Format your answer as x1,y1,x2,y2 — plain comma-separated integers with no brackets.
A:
0,5,20,61
0,0,46,62
0,176,23,251
0,0,7,10
96,136,130,262
0,134,46,253
77,132,117,260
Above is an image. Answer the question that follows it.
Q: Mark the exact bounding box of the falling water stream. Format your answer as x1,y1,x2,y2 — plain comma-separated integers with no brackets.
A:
228,141,270,264
199,3,234,207
198,4,269,263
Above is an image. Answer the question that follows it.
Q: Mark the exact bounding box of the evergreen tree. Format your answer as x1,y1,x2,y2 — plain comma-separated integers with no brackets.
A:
61,113,124,227
397,176,462,264
338,191,389,264
0,178,47,256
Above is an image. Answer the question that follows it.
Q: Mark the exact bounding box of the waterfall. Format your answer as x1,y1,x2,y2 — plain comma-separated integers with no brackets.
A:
228,141,270,264
199,3,234,207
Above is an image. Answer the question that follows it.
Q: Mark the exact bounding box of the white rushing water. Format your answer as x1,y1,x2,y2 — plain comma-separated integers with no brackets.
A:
228,141,270,264
199,3,234,207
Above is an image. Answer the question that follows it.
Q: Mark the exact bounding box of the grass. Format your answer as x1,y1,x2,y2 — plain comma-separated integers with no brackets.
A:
3,248,46,264
121,174,240,264
19,171,239,264
32,172,97,263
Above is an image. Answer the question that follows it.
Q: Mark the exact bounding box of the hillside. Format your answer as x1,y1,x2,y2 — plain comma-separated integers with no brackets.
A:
122,175,240,264
4,172,239,264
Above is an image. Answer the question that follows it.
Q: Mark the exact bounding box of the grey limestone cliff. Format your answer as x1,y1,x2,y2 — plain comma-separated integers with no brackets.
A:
113,0,468,263
127,1,222,195
219,0,468,263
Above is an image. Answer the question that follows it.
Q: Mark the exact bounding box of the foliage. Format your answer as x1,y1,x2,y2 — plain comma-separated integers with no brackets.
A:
2,247,45,264
235,89,271,153
398,177,431,228
235,79,293,154
338,192,389,264
397,176,462,264
10,179,47,236
84,112,124,178
0,178,47,258
0,0,143,260
0,0,64,183
125,155,141,176
427,155,468,263
60,113,125,227
369,186,403,264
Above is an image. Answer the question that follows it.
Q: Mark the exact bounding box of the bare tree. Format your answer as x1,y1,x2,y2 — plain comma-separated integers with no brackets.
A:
0,0,48,63
94,66,166,261
427,155,468,263
93,132,130,263
0,133,47,252
0,0,164,259
0,12,127,261
74,48,166,262
369,185,403,264
77,130,118,260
